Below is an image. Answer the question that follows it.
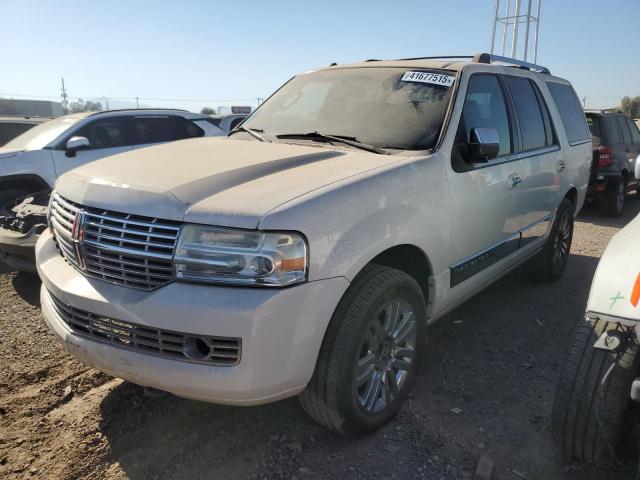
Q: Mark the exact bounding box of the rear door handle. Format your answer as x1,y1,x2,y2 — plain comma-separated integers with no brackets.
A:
555,161,566,173
508,173,522,189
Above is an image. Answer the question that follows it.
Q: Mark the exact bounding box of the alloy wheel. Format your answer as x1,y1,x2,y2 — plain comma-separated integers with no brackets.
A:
354,299,417,414
552,210,572,273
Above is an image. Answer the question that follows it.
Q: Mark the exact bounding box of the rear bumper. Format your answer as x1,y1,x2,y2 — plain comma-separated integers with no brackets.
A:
37,230,350,405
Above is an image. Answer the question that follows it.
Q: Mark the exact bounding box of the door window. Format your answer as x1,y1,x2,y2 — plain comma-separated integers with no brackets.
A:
74,117,128,149
132,116,174,145
616,117,632,144
546,82,590,145
505,77,549,151
171,117,205,140
462,74,512,157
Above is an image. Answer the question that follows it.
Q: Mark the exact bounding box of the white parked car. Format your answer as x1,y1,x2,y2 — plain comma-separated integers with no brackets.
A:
0,109,222,270
553,161,640,466
37,53,591,433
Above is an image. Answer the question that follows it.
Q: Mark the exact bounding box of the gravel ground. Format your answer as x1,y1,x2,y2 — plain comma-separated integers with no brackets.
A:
1,198,639,480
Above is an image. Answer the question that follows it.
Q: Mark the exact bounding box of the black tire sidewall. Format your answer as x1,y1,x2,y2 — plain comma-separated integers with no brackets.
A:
335,272,427,433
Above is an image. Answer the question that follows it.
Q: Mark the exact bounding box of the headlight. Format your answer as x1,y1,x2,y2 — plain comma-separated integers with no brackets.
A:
174,225,307,286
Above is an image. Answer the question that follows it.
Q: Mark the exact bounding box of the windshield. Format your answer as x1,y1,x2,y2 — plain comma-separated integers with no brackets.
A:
3,114,85,151
243,67,455,150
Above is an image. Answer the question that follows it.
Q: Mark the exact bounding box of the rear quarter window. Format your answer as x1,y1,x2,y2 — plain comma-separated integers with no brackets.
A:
546,82,590,145
586,115,600,138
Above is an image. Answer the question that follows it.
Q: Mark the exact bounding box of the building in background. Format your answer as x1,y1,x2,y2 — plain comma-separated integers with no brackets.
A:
0,98,64,117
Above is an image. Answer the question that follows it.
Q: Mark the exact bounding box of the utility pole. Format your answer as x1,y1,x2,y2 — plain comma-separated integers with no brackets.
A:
135,97,139,108
60,77,69,113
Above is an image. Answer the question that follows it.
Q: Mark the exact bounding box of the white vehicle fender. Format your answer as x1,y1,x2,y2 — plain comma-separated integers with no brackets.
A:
0,150,56,188
258,153,452,286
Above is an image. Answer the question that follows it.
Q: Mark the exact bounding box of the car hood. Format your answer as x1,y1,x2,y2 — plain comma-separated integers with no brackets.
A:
55,137,403,229
587,213,640,321
0,148,24,160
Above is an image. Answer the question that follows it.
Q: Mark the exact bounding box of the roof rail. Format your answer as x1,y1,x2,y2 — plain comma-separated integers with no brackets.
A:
472,53,550,74
584,108,623,115
389,53,550,74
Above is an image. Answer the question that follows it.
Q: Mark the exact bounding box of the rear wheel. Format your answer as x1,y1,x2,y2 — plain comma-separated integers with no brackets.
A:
299,264,427,434
525,198,574,283
552,318,639,465
600,176,626,217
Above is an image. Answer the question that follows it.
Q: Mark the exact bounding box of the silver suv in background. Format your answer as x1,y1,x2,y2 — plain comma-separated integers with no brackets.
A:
207,114,247,132
0,109,221,271
37,54,590,433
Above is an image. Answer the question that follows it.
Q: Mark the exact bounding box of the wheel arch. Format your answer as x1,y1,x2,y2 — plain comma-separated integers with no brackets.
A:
0,173,50,193
364,244,433,304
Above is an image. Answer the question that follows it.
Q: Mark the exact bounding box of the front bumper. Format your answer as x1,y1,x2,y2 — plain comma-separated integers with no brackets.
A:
37,230,349,405
0,227,39,272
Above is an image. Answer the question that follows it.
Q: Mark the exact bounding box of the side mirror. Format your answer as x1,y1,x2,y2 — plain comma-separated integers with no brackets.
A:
635,154,640,181
466,127,500,163
65,136,90,157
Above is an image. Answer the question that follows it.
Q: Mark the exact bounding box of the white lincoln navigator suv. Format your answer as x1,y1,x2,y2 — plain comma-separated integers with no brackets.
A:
37,53,591,433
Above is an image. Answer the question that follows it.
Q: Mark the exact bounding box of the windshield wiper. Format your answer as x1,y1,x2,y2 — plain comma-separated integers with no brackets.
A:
275,132,390,155
228,126,266,142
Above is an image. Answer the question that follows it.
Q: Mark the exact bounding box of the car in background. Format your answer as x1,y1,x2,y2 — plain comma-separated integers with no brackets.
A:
0,116,52,146
552,159,640,465
0,109,221,271
207,114,247,132
585,109,640,216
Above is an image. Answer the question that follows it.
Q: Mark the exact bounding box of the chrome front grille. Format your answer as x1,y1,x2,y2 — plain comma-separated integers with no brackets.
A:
50,193,181,291
49,292,241,365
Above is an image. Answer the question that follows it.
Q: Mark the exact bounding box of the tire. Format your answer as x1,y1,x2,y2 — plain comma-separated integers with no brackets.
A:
299,264,427,434
600,176,626,217
525,198,574,283
552,318,639,465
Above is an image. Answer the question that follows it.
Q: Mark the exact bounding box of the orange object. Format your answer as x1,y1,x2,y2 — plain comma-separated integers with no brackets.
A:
631,272,640,307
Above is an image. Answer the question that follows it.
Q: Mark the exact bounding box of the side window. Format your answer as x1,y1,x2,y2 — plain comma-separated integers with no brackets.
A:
229,117,244,131
462,74,512,157
505,77,548,151
132,116,173,145
74,117,128,150
171,117,204,140
586,115,600,138
616,117,632,144
546,83,590,145
627,118,640,144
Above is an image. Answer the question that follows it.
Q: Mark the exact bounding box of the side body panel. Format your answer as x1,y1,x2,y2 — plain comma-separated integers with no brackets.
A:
0,150,57,187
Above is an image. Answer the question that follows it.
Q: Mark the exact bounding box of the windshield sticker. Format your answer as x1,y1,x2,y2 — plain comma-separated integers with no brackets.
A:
401,71,455,88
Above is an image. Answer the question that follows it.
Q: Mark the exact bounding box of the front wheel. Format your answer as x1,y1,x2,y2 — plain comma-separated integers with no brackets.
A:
299,265,427,434
552,318,639,465
525,198,574,283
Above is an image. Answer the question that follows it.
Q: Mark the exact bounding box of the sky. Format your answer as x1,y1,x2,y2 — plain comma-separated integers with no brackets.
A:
2,0,639,113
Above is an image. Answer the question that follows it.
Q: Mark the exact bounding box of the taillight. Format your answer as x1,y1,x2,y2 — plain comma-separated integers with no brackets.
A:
597,145,613,167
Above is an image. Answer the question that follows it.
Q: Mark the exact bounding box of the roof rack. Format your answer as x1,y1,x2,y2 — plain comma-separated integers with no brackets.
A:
472,53,550,74
584,108,623,115
391,53,551,74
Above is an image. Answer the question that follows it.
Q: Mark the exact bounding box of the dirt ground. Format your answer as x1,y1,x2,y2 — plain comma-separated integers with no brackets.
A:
1,199,639,480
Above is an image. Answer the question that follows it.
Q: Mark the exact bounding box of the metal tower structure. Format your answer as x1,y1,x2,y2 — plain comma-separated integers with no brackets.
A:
490,0,542,63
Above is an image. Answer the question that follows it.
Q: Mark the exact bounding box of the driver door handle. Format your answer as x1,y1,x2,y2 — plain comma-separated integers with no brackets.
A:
555,161,566,173
508,173,522,189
